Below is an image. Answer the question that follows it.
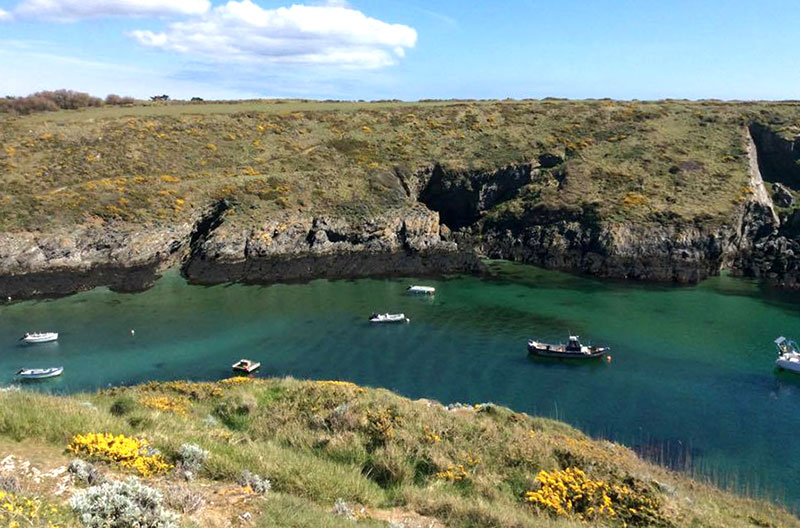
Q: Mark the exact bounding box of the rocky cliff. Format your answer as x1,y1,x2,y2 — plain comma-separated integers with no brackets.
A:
3,121,800,298
733,124,800,288
182,204,482,285
0,223,191,298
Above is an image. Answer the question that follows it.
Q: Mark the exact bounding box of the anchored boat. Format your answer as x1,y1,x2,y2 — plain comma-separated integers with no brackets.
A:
369,313,409,323
528,335,609,359
775,336,800,373
407,285,435,295
16,367,63,379
20,332,58,344
232,359,261,373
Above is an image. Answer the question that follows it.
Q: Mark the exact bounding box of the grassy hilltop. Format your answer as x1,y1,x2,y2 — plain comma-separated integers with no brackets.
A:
0,378,796,527
2,98,800,233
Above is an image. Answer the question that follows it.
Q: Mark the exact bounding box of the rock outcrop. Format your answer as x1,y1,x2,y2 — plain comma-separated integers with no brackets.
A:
182,205,482,285
0,223,191,298
735,124,800,288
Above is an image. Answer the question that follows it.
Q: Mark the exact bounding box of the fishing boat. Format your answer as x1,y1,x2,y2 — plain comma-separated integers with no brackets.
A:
407,285,435,295
232,359,261,373
527,335,609,359
16,367,63,379
20,332,58,344
369,313,409,323
775,336,800,373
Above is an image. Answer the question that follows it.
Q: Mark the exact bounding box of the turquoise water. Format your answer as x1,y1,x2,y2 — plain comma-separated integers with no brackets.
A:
1,261,799,507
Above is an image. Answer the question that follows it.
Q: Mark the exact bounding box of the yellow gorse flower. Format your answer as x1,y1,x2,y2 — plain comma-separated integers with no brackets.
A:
140,395,190,416
0,490,66,527
524,467,662,524
67,432,172,477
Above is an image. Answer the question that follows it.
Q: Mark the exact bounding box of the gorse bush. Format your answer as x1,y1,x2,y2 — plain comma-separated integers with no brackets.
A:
69,477,178,528
524,467,667,526
68,432,172,477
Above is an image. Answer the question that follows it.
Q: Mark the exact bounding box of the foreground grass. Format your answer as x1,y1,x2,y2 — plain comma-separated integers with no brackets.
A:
3,99,800,232
0,377,796,527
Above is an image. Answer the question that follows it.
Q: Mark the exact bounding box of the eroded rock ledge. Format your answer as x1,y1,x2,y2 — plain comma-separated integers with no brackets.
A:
182,204,483,285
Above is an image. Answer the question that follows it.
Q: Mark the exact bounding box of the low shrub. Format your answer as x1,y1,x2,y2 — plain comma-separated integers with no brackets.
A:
238,470,271,494
110,397,136,416
69,477,178,528
177,443,209,474
68,458,106,486
164,484,204,514
68,432,172,477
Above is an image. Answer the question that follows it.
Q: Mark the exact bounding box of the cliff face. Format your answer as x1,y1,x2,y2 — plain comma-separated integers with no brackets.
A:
3,122,800,298
733,124,800,288
182,204,483,284
472,209,737,283
0,223,191,298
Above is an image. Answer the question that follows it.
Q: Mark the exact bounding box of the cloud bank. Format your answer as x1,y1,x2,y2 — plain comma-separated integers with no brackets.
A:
129,1,417,68
14,0,210,21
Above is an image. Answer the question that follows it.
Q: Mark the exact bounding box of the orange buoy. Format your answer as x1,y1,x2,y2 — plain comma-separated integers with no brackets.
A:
606,355,612,363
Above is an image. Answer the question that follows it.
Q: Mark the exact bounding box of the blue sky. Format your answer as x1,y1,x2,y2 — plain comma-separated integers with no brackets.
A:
1,0,799,100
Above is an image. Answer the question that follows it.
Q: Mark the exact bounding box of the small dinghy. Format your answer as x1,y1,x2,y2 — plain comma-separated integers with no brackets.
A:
232,359,261,373
16,367,63,379
528,335,609,359
775,337,800,373
20,332,58,344
369,313,409,323
407,285,435,295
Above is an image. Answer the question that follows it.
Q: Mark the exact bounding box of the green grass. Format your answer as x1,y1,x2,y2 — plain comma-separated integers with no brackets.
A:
0,377,797,527
3,99,800,233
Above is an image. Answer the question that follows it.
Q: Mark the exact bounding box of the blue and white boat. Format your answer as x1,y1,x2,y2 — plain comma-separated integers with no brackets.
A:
775,337,800,374
16,367,63,379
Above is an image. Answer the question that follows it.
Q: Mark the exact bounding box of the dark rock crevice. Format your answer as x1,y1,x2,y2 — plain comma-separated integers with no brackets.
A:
417,163,535,230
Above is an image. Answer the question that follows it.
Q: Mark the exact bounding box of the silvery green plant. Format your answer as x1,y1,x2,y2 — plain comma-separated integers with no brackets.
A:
333,497,355,520
176,443,209,474
69,477,178,528
238,470,271,494
68,459,105,486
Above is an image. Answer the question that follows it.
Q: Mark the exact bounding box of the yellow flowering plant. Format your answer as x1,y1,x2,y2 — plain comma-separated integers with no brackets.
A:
0,489,70,527
140,395,190,416
524,468,665,526
67,432,172,477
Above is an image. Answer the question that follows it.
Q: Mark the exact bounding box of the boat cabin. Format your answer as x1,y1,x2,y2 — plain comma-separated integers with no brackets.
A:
776,336,800,356
565,335,582,352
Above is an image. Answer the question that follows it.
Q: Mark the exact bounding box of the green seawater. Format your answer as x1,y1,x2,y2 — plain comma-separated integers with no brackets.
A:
1,261,799,507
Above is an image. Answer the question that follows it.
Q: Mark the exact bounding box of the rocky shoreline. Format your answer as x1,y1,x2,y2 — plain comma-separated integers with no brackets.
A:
1,123,799,299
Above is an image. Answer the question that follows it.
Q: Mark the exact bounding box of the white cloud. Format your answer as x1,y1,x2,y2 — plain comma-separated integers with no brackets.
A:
130,1,417,69
0,8,13,21
14,0,210,21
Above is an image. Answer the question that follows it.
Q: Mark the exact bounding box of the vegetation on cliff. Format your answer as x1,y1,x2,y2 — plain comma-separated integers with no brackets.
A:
3,98,800,233
0,378,795,527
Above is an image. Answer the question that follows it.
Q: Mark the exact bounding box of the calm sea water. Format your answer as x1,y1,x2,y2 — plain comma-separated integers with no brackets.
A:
1,261,799,507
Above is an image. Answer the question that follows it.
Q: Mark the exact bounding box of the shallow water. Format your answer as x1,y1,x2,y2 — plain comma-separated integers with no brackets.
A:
1,261,799,507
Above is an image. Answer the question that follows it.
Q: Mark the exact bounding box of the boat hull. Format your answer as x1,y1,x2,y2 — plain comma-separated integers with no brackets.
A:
527,343,608,359
776,357,800,373
232,361,261,373
17,367,63,379
21,333,58,344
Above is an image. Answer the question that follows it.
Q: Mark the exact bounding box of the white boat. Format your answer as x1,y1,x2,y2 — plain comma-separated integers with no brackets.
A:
20,332,58,344
16,367,63,379
775,337,800,373
232,359,261,373
369,313,409,323
407,285,435,295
